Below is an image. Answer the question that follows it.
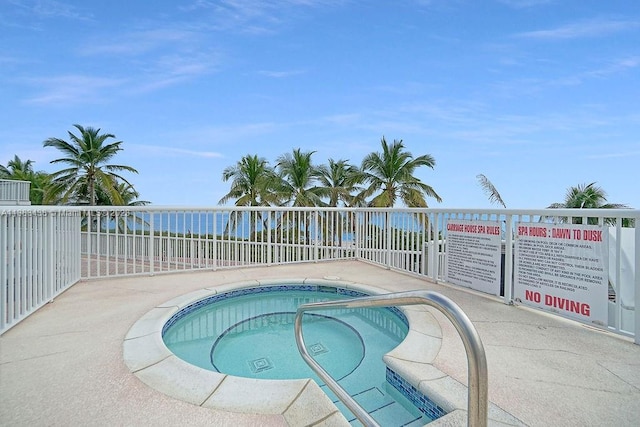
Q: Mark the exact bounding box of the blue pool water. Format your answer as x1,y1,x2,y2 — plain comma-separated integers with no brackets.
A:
211,311,366,380
162,285,435,425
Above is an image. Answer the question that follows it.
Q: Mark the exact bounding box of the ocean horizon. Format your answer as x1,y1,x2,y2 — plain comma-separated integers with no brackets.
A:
100,211,433,240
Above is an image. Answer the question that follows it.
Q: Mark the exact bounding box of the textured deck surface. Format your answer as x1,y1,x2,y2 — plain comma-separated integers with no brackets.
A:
1,260,639,426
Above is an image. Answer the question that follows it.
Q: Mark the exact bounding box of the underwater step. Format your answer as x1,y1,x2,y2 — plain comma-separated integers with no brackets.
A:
323,384,429,426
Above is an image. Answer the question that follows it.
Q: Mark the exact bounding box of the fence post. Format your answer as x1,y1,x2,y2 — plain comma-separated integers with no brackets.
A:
386,211,392,269
267,210,272,265
2,214,13,329
46,211,55,301
74,211,81,281
212,211,218,270
635,225,639,345
354,210,360,260
314,211,319,263
432,213,440,282
504,215,513,304
148,213,155,274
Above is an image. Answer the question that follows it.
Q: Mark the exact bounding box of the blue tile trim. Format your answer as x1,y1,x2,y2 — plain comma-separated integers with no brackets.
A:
162,283,408,335
386,367,447,421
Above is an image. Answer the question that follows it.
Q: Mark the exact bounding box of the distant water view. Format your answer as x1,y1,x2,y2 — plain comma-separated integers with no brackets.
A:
89,210,537,243
100,211,434,240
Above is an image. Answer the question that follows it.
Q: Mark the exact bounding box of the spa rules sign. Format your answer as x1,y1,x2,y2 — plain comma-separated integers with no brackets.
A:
514,223,608,326
445,219,502,295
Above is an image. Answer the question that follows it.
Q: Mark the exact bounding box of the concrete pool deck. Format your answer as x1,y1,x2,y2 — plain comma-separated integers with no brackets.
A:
1,260,639,426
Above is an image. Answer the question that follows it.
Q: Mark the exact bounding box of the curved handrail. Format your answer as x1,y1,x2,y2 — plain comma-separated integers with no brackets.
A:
294,290,488,427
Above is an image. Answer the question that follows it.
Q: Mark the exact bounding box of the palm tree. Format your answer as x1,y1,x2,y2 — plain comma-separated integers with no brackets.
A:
219,154,280,207
1,155,35,180
477,173,506,208
276,149,328,244
77,179,149,206
360,138,441,249
547,182,630,225
218,154,281,237
43,124,138,206
111,181,150,207
107,182,150,232
276,149,327,207
361,137,442,207
316,158,363,246
1,155,52,205
316,159,363,207
79,181,150,232
30,171,52,205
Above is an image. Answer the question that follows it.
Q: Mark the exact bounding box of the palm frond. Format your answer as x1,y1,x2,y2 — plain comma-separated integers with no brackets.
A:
477,174,506,208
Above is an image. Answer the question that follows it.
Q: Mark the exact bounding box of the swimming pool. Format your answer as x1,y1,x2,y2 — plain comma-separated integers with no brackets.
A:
161,284,443,425
123,278,460,425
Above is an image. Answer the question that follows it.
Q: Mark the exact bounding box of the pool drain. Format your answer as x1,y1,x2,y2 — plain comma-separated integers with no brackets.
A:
248,357,273,373
308,342,329,356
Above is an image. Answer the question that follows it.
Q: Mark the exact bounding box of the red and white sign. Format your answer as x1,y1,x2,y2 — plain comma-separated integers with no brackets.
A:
445,219,502,295
514,223,608,326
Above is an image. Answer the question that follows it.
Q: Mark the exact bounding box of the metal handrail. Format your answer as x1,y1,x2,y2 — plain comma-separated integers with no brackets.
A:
294,290,488,427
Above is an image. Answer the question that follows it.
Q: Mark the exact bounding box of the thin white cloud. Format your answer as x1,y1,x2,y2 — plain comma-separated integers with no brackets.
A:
81,29,197,56
3,0,93,27
585,56,640,78
131,50,222,93
498,0,553,8
489,55,640,95
323,113,363,125
132,144,223,158
0,55,23,65
29,0,91,20
517,19,640,40
257,69,307,78
303,99,634,154
190,122,281,142
16,49,219,103
179,0,345,35
77,26,221,93
586,150,640,160
21,75,126,105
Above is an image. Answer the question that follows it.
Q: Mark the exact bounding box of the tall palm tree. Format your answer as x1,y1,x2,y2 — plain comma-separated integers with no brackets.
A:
361,137,442,207
218,154,281,237
316,158,363,246
276,149,328,244
316,158,363,207
547,182,630,225
276,148,327,207
219,154,280,207
43,124,138,206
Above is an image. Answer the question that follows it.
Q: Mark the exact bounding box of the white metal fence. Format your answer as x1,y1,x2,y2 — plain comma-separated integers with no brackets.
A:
1,207,81,333
2,205,638,343
0,179,31,206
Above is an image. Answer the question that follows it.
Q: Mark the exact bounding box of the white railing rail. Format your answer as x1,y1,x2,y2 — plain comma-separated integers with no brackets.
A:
2,205,638,343
0,179,31,206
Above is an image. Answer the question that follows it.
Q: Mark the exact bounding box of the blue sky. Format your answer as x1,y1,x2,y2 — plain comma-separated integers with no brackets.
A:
1,0,638,208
